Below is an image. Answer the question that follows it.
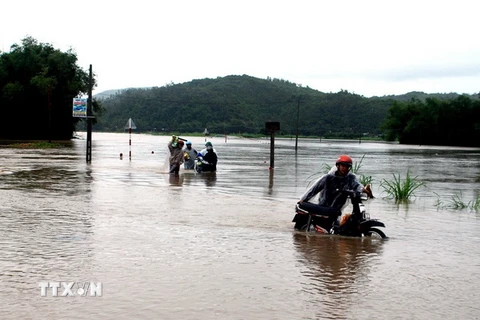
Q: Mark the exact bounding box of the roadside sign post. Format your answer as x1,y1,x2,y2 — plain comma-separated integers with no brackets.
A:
265,122,280,170
125,118,137,160
72,65,94,163
204,128,209,142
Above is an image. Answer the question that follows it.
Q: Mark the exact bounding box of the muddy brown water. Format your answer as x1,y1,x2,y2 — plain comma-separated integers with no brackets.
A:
1,133,479,320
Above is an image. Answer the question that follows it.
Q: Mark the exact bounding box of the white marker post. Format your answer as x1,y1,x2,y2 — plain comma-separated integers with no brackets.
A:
204,128,209,142
125,118,137,160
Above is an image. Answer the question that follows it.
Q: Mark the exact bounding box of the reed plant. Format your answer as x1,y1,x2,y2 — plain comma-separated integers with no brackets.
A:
351,154,365,174
470,193,480,211
322,163,333,173
360,175,373,187
435,192,480,212
433,192,444,209
380,170,425,201
449,192,469,209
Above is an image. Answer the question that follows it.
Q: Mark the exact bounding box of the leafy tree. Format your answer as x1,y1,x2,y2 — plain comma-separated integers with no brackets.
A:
0,36,104,140
381,95,480,147
95,75,392,138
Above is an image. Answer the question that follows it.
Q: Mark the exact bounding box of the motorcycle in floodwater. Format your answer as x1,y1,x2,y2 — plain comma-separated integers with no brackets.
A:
194,154,216,173
292,189,387,239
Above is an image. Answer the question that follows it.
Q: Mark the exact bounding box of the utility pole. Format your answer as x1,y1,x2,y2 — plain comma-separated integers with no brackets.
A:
47,86,52,143
86,65,93,163
295,97,300,154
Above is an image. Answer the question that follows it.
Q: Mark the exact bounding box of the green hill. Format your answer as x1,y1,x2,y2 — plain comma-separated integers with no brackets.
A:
91,75,474,138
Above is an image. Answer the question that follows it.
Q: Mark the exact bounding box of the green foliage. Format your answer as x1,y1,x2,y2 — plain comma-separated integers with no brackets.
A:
351,154,365,174
471,195,480,211
94,77,477,148
450,192,469,209
371,91,464,101
94,76,393,137
434,192,480,212
359,175,373,187
381,96,480,147
380,170,426,202
0,36,104,140
349,154,373,187
9,142,62,148
322,163,333,173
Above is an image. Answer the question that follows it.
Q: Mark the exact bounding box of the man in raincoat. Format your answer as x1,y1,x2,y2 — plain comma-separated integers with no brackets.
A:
168,137,184,175
293,155,369,230
182,141,197,170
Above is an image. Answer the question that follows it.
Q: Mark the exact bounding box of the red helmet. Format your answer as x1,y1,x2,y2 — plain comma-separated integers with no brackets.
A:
336,154,353,167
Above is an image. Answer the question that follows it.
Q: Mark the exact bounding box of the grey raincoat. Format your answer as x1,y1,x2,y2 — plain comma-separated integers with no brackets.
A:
300,170,364,209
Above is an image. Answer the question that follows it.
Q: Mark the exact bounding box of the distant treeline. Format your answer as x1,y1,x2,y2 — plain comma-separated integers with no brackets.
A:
93,75,479,147
382,95,480,147
94,76,393,138
1,37,478,147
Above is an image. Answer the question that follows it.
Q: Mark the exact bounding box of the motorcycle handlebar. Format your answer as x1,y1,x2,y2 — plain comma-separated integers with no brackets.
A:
335,189,367,200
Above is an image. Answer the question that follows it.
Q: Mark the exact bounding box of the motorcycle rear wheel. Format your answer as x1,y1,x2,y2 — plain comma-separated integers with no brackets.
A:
364,228,387,239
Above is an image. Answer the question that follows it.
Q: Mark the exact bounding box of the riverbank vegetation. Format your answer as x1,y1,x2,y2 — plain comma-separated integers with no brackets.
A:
0,37,104,140
381,96,480,147
434,192,480,212
8,142,63,149
93,78,479,147
1,37,478,147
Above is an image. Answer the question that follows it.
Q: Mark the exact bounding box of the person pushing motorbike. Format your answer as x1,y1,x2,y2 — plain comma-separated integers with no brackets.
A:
293,154,373,230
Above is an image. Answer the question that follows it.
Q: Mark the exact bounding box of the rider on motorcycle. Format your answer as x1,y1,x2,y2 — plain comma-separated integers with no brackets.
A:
293,155,365,230
300,155,364,206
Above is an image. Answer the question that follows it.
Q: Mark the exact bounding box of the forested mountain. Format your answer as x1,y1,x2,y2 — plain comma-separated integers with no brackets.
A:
371,91,478,102
93,75,395,138
3,37,476,145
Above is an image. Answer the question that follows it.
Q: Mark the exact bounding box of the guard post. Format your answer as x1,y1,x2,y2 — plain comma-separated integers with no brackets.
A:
265,122,280,170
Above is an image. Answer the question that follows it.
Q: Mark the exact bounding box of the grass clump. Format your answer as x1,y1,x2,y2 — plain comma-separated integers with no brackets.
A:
435,192,480,212
359,175,373,187
380,170,426,202
470,194,480,211
10,142,62,149
351,154,365,174
350,154,373,189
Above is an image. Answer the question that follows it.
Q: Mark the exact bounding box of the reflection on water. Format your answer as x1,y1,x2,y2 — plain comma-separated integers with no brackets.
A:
173,171,217,187
200,172,217,187
167,173,184,186
293,233,385,320
0,133,479,320
293,234,384,292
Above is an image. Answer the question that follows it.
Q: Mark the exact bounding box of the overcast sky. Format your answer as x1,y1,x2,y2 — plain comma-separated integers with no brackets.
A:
2,0,479,97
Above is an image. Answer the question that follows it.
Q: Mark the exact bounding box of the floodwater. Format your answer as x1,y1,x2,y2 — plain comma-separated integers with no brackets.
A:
1,132,479,320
